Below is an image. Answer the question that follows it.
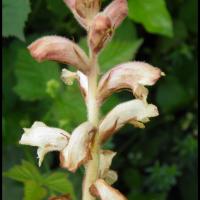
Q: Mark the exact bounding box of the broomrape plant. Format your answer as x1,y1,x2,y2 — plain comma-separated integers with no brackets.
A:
19,0,165,199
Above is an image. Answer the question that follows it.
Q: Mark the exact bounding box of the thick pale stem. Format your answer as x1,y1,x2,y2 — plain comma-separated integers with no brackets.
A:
83,56,100,200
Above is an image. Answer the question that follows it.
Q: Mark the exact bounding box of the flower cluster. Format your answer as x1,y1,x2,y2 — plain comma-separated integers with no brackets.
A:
19,0,164,199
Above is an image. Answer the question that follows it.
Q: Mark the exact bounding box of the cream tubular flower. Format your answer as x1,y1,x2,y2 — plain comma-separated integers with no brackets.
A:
60,122,96,172
90,179,127,200
19,122,70,167
61,69,88,100
28,36,91,74
99,150,117,185
98,61,165,103
99,99,159,143
64,0,101,29
88,0,128,54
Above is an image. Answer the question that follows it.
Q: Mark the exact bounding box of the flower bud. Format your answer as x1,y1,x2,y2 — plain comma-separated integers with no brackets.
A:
88,0,128,54
88,14,112,54
28,36,91,74
64,0,101,29
90,179,127,200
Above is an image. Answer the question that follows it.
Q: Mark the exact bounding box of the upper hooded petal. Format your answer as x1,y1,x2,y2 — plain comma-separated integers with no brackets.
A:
97,61,164,103
28,36,91,74
103,0,128,28
90,179,127,200
99,99,159,143
60,122,96,172
19,121,70,166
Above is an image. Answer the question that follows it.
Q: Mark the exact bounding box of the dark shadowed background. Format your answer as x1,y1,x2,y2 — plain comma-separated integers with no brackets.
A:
2,0,198,199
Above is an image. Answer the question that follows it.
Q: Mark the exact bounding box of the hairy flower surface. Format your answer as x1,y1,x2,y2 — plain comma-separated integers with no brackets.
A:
98,61,164,103
28,36,91,74
99,99,159,143
60,122,96,172
19,121,70,166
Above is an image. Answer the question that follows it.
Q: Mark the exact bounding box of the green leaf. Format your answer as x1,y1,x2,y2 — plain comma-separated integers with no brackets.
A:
24,181,47,200
13,42,60,101
79,19,143,72
156,76,189,113
128,0,173,37
3,0,31,40
4,160,42,183
44,83,86,131
43,172,75,199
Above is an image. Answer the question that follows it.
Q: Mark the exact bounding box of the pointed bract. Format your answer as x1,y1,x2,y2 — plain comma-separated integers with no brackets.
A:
99,99,159,143
90,179,127,200
28,36,91,74
60,122,96,172
98,61,164,103
19,121,70,166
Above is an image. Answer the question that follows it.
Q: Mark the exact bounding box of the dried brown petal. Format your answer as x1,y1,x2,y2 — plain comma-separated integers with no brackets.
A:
60,122,96,172
28,36,90,74
99,99,159,143
98,61,164,103
90,179,127,200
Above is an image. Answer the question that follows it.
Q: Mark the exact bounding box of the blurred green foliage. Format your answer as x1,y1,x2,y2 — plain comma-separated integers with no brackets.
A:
2,0,197,200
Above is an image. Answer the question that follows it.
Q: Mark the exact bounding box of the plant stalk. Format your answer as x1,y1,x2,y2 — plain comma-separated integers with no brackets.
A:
82,56,100,200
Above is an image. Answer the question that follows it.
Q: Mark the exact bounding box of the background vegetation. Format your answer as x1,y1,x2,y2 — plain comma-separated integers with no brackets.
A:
2,0,198,199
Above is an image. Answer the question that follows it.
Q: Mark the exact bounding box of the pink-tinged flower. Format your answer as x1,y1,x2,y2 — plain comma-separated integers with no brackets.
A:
88,14,113,54
99,99,159,143
88,0,128,54
60,122,96,172
103,0,128,28
19,122,70,166
63,0,101,29
97,61,165,104
90,179,127,200
28,36,91,74
61,69,88,100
